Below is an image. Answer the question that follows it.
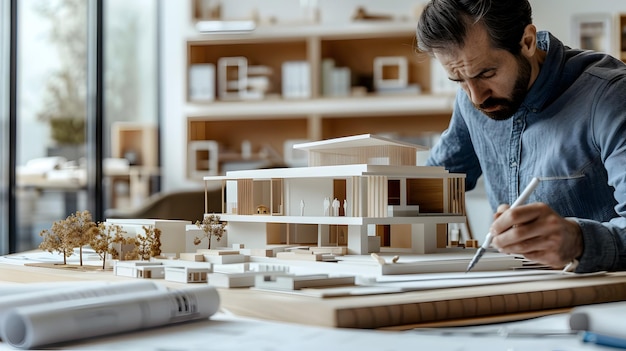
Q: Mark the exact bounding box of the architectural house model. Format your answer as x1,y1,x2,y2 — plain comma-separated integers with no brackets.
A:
202,134,468,255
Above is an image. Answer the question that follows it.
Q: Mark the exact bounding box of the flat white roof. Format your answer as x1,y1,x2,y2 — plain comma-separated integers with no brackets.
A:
204,164,464,181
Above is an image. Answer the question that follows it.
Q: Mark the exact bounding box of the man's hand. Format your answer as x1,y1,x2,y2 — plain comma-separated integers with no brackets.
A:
489,202,583,268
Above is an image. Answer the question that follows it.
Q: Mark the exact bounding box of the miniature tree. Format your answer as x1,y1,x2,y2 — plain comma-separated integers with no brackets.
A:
71,210,97,266
194,214,225,249
136,225,162,261
110,229,139,261
39,210,96,266
39,221,72,265
89,222,124,269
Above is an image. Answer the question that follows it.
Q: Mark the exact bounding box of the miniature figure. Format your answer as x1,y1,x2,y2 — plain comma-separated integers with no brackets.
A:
332,198,340,216
323,197,330,216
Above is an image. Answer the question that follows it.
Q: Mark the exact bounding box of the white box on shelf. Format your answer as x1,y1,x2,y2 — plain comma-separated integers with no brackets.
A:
331,66,351,97
218,56,248,100
430,57,458,94
189,64,215,102
373,56,408,91
321,58,335,97
282,61,311,99
188,140,219,179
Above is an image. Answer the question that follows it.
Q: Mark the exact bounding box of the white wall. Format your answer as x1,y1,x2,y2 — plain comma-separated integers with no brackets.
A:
160,0,195,191
530,0,626,49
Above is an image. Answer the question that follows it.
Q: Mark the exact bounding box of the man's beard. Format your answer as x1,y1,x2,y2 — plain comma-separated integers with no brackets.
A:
475,55,532,121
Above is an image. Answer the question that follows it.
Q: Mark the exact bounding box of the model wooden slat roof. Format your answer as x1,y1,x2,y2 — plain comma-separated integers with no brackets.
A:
293,134,429,167
293,134,429,152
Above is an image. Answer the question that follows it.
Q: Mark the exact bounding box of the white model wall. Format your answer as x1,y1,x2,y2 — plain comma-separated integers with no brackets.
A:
286,178,333,217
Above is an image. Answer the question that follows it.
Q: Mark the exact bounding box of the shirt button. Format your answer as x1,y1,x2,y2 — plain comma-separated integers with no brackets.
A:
532,108,537,113
510,161,517,167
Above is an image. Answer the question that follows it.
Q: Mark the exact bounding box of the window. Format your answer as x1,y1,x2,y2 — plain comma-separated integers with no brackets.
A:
0,0,11,253
10,0,159,252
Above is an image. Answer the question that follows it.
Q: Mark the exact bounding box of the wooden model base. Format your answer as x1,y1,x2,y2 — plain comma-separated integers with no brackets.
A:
24,262,108,272
219,272,626,329
3,259,626,330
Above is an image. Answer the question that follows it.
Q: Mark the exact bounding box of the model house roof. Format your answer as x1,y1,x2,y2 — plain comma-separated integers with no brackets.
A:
293,134,428,151
293,134,428,167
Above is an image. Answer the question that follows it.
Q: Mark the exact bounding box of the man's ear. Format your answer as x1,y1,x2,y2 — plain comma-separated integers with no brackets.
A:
520,24,537,57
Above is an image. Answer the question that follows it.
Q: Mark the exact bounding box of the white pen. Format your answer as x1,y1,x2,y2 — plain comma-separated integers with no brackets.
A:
465,177,541,273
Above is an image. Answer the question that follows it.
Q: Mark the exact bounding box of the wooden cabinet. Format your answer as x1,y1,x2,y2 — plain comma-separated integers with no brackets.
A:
185,22,455,178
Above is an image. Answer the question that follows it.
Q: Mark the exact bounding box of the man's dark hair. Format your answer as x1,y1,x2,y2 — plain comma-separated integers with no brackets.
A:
416,0,532,55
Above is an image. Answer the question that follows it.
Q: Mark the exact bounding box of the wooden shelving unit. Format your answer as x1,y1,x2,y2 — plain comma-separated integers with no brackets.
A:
111,122,158,168
184,22,455,178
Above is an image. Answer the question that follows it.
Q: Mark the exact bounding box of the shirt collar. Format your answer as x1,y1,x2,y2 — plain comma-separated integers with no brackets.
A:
522,31,564,112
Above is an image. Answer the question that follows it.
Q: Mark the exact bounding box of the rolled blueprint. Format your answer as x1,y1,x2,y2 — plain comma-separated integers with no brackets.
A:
0,285,220,349
0,280,163,334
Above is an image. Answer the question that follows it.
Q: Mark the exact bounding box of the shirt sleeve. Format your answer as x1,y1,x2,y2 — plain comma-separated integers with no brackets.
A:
575,218,624,272
426,94,483,191
576,72,626,272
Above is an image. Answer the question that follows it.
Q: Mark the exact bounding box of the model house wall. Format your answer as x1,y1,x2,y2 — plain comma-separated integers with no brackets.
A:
105,219,190,257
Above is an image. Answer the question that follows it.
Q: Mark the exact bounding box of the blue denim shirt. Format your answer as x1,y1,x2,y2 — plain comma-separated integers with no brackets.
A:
426,31,626,273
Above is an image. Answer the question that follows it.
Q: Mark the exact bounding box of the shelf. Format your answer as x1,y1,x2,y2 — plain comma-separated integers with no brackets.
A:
185,94,455,119
111,122,158,168
187,21,419,43
184,11,452,178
